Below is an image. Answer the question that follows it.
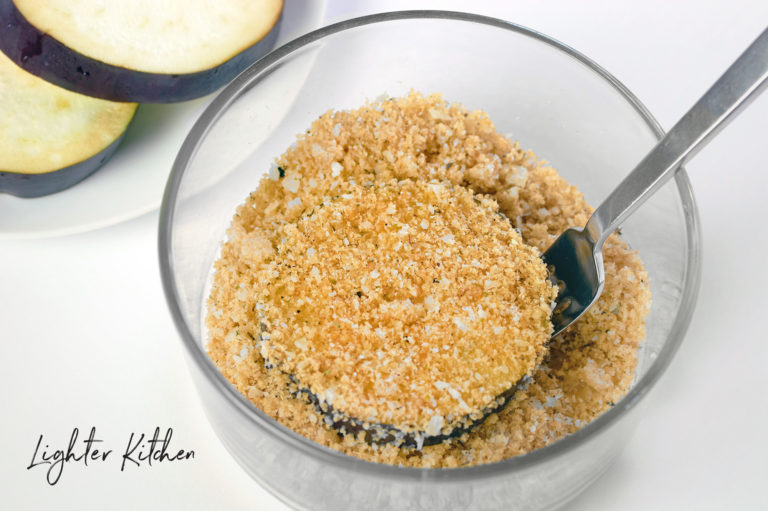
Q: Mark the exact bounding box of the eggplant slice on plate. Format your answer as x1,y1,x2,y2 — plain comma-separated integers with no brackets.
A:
0,0,283,103
0,51,137,198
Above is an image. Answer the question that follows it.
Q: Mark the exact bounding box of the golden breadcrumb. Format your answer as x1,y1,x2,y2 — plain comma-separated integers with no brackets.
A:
254,179,555,441
206,92,650,467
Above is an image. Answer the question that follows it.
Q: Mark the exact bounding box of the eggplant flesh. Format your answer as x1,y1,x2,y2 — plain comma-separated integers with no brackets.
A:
0,51,137,198
0,0,283,103
0,134,127,198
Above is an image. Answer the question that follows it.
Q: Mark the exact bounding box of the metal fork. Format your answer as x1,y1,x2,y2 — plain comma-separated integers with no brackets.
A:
545,27,768,337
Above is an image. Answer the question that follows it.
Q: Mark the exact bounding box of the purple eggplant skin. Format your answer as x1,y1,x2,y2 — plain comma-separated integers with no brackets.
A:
0,131,128,198
0,0,282,103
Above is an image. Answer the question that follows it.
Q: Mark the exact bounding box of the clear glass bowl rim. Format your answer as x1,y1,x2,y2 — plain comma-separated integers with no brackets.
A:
158,10,702,483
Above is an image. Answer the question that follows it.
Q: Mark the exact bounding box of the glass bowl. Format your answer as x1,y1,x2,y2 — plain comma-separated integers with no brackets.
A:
159,11,701,511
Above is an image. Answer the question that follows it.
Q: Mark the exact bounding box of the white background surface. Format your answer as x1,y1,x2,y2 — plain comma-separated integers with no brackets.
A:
1,1,767,509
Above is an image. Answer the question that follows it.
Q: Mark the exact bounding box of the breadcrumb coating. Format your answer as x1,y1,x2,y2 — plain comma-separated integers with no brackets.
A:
206,92,650,467
254,179,555,442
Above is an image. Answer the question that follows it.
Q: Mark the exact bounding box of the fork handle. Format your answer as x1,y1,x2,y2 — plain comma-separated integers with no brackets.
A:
585,26,768,248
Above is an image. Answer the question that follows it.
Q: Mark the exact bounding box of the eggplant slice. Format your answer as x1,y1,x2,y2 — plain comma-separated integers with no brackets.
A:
269,348,533,449
248,180,558,448
0,51,137,198
0,0,283,103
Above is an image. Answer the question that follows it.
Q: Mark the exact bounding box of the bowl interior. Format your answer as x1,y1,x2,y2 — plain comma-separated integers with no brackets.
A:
160,11,699,495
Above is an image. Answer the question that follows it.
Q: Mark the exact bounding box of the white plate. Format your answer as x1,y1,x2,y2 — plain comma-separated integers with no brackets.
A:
0,0,327,240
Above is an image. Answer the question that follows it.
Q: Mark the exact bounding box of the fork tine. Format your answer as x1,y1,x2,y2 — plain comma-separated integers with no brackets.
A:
542,228,605,337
